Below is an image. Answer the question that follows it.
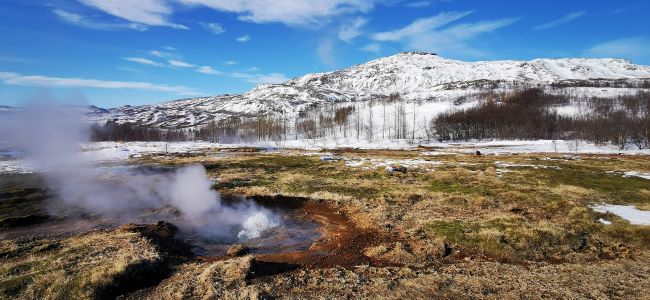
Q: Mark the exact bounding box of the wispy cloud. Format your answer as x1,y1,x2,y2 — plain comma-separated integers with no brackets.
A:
124,57,164,67
148,49,177,58
339,17,368,43
360,43,381,53
197,66,221,75
404,1,431,8
236,35,251,42
0,72,20,80
373,11,472,41
201,22,226,34
237,73,289,84
0,72,199,95
229,71,288,84
372,11,518,58
71,0,381,30
225,60,239,65
249,73,289,84
126,50,223,76
583,37,650,62
168,60,195,68
77,0,188,29
177,0,375,27
53,8,148,31
533,11,586,30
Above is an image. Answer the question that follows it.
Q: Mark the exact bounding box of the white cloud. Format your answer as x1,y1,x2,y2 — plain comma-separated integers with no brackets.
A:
168,60,195,68
404,1,431,8
77,0,188,29
236,35,251,42
177,0,375,26
372,11,518,58
197,66,221,75
0,72,19,80
373,11,472,41
201,22,226,34
583,37,650,62
225,60,239,65
247,73,289,84
148,49,179,58
231,72,253,79
1,72,199,95
338,17,368,43
360,43,381,52
124,57,164,66
75,0,379,29
533,11,586,30
228,71,288,84
53,8,147,31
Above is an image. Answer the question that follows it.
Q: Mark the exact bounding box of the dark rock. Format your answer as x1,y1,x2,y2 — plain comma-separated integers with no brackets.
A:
386,165,408,173
443,243,453,257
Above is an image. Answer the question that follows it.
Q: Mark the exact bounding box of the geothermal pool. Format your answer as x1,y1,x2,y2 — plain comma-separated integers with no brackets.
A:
0,164,326,258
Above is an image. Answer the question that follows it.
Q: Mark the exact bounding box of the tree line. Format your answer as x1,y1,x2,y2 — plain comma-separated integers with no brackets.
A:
91,87,650,150
431,89,650,149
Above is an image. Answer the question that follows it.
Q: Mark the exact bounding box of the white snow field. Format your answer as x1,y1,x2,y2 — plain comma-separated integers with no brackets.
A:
592,205,650,226
2,138,650,175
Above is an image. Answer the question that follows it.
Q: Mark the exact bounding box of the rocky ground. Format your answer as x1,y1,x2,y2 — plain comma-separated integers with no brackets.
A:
1,148,649,299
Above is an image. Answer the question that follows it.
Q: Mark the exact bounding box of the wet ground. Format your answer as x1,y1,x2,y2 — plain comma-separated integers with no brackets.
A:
0,169,384,268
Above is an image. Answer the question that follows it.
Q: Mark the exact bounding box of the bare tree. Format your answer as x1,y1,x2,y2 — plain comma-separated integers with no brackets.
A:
367,101,375,142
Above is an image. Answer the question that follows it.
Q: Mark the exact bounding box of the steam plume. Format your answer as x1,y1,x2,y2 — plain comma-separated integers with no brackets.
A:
0,93,279,240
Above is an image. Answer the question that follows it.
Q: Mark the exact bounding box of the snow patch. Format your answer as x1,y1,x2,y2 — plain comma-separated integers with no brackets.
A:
623,171,650,180
592,204,650,225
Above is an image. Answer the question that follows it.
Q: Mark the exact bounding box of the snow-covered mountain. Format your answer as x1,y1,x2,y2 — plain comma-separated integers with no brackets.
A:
95,52,650,128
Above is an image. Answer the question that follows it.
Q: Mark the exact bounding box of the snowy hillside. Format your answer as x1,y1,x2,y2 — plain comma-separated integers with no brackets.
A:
290,52,650,96
95,52,650,128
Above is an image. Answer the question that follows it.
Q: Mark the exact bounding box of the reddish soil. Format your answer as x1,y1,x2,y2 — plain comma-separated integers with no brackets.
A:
253,201,391,268
202,197,393,269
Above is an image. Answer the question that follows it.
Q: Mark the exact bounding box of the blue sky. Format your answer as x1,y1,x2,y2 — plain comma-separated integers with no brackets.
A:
1,0,649,108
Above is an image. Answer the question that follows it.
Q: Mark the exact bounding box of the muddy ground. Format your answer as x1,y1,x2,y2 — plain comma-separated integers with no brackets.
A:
1,148,650,299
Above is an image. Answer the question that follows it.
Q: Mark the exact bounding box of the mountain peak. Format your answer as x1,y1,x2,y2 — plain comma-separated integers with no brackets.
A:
397,51,438,57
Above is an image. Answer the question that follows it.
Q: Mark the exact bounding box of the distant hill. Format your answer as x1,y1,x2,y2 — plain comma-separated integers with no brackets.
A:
93,52,650,129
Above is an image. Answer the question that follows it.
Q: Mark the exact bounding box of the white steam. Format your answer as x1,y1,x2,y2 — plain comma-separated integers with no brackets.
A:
168,165,221,220
167,165,280,240
0,95,279,241
237,211,280,239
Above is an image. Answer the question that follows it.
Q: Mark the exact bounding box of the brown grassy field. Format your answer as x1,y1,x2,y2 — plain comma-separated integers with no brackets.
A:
1,148,649,299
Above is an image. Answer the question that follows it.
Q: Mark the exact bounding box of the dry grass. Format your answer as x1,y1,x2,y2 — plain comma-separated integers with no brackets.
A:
130,257,268,300
2,149,649,298
0,229,161,299
140,150,650,263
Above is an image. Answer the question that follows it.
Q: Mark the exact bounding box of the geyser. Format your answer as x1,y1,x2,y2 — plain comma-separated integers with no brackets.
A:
0,98,280,241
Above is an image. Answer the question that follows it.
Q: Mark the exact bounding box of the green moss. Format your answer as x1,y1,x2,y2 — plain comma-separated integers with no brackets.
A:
426,220,481,244
536,166,650,205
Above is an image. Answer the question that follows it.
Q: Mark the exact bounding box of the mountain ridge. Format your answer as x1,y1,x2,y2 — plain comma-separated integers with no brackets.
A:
84,52,650,128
